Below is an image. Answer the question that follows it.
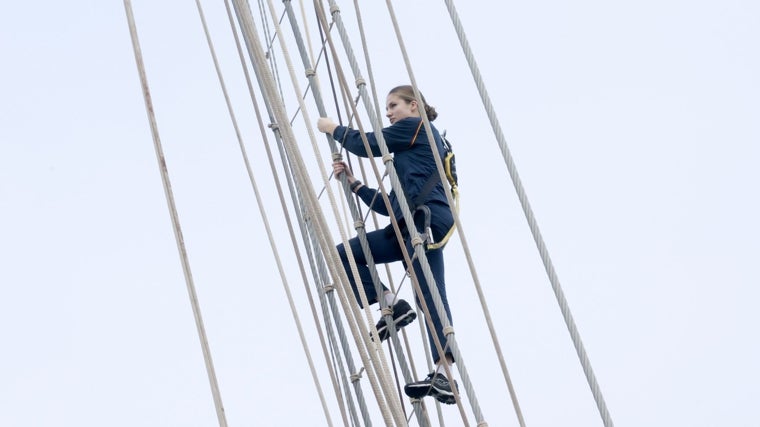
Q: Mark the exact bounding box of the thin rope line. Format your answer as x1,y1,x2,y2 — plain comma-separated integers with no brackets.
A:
271,1,413,422
321,3,475,427
229,1,382,426
122,2,228,426
379,1,490,424
322,10,459,417
301,5,431,425
345,3,409,367
294,3,424,421
232,2,405,425
196,1,352,425
442,1,613,426
232,3,369,423
315,10,345,128
318,3,459,427
257,0,286,102
297,0,316,65
277,1,382,423
350,0,384,136
319,2,428,368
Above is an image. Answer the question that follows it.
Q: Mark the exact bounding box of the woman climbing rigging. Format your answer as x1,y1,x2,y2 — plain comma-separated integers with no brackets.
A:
317,85,458,405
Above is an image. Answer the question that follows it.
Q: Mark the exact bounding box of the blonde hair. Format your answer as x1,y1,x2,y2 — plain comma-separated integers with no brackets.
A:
388,85,438,121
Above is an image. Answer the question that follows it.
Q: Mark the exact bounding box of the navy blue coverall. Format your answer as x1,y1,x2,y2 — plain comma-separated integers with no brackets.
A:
331,117,454,363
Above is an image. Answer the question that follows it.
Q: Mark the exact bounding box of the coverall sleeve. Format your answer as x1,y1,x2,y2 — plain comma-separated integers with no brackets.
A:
332,119,418,157
354,185,389,216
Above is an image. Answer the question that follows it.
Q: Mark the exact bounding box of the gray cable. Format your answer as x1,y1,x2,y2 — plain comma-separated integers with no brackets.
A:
442,1,614,425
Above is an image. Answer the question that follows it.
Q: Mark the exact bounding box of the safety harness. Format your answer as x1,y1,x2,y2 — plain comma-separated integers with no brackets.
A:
406,120,459,250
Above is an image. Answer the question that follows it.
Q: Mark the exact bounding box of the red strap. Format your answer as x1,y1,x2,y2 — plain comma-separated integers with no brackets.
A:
408,120,424,147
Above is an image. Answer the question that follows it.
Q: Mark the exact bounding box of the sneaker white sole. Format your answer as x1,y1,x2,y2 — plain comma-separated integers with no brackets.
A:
404,382,433,399
431,387,456,405
377,310,417,341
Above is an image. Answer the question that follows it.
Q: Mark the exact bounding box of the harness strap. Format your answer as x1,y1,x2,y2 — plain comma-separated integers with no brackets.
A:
413,169,442,208
403,120,459,250
415,205,433,247
407,119,423,147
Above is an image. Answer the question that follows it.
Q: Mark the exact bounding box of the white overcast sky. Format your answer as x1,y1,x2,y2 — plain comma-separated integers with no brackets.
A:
1,1,758,426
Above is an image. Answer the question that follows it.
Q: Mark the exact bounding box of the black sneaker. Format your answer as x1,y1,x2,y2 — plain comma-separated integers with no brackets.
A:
403,372,458,405
374,299,416,341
